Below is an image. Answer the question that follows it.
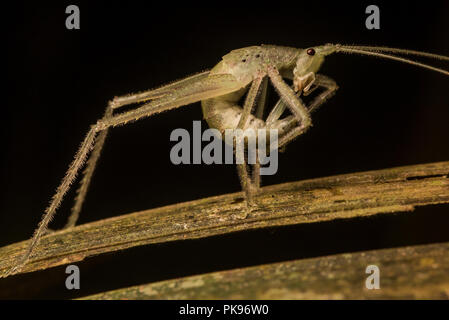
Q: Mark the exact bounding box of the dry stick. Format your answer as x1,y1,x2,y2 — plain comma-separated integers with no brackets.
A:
83,241,449,299
0,161,448,276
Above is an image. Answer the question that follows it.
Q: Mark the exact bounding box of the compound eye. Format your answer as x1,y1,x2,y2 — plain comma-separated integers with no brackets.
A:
306,48,315,56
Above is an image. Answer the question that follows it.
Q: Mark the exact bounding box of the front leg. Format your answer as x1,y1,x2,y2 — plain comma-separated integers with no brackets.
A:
267,66,312,135
275,74,338,149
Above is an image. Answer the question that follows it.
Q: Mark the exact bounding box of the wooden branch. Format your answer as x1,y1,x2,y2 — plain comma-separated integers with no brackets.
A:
82,241,449,299
1,161,448,277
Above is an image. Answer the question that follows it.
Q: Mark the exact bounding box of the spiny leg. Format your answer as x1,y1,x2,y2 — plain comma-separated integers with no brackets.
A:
238,73,336,204
267,66,312,138
254,76,268,119
111,70,211,108
65,75,214,228
4,126,99,277
251,78,268,191
250,77,269,193
3,73,243,278
98,74,241,129
304,74,338,113
251,158,261,189
266,97,289,127
65,101,113,228
236,75,265,129
248,76,268,193
235,74,265,207
277,74,338,148
64,73,212,228
267,74,337,122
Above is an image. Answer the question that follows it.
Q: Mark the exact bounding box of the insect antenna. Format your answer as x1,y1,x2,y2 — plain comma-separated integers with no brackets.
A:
334,44,449,76
338,45,449,62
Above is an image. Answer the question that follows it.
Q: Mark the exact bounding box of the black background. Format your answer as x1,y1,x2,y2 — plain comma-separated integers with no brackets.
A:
1,1,449,298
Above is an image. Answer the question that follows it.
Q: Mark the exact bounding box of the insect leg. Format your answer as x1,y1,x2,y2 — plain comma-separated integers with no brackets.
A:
65,71,214,228
4,126,99,277
98,74,242,128
267,66,312,139
266,98,288,127
3,73,243,277
251,158,261,190
265,78,317,126
65,105,112,228
276,75,339,149
235,74,265,206
237,75,265,129
111,70,211,109
250,77,268,190
254,77,269,119
305,74,338,113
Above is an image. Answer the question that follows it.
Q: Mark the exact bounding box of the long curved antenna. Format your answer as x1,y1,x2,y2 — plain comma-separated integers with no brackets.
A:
334,44,449,77
339,45,449,62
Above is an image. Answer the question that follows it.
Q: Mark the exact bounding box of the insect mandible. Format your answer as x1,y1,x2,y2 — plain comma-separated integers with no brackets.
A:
3,43,449,277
